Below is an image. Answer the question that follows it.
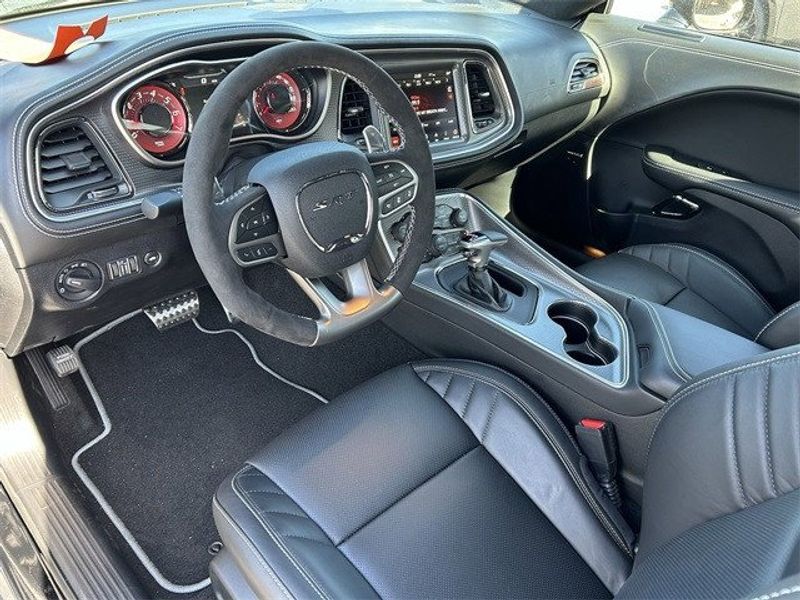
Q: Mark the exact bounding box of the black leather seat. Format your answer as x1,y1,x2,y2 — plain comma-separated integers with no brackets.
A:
211,354,800,600
577,243,800,348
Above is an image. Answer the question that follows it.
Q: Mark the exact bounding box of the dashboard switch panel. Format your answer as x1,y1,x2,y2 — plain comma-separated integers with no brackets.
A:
107,255,140,280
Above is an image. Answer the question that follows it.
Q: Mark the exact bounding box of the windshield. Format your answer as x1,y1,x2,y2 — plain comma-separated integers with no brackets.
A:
0,0,531,21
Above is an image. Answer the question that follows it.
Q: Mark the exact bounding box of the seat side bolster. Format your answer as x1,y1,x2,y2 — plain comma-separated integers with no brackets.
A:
413,359,634,595
756,302,800,349
638,347,800,557
213,468,379,600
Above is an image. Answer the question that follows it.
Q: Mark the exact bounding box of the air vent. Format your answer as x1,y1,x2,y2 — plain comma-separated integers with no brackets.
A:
340,79,372,137
36,121,129,212
466,63,496,118
568,59,603,93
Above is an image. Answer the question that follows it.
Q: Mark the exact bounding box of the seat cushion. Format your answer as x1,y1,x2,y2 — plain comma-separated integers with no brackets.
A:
212,360,634,599
577,243,775,338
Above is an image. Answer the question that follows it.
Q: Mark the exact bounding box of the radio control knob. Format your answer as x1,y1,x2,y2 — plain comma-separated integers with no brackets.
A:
450,207,468,228
431,233,449,256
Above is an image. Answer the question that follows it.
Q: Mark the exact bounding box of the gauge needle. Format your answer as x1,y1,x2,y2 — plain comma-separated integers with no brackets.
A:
122,119,171,132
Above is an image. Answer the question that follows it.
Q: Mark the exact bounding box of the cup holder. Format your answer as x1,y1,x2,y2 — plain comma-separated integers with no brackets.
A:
547,301,618,367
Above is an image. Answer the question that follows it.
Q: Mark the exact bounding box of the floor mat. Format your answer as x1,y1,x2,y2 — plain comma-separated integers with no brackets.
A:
196,265,429,398
73,312,323,595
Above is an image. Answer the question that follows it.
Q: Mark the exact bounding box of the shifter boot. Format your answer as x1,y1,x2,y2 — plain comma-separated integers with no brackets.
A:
455,267,511,312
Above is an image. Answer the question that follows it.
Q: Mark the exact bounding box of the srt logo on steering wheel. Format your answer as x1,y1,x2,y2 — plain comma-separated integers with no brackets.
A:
312,189,356,212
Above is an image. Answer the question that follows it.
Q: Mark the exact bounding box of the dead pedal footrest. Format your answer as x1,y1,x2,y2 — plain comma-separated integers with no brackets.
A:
144,290,200,331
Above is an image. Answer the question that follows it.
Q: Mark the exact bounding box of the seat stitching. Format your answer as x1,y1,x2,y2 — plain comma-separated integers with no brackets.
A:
751,585,800,600
763,369,778,497
212,495,293,600
730,377,748,507
481,390,500,443
416,360,583,454
642,302,690,382
656,244,774,315
335,446,480,546
625,243,774,317
756,303,800,342
413,365,633,557
232,467,330,600
282,534,331,546
460,379,478,419
441,373,455,401
646,351,800,455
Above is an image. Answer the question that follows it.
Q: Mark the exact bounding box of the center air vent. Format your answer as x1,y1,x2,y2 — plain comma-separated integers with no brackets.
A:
568,58,603,93
36,120,129,212
465,62,498,131
340,79,372,137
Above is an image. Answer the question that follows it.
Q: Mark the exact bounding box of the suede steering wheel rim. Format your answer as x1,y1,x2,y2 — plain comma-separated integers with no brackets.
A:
182,42,435,346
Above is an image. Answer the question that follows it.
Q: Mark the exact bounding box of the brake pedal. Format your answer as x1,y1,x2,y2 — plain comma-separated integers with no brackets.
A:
144,290,200,331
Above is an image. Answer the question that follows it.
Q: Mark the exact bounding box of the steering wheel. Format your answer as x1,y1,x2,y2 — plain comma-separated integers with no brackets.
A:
182,42,435,346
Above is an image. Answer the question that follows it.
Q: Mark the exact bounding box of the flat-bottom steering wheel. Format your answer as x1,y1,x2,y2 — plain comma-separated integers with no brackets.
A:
182,42,435,346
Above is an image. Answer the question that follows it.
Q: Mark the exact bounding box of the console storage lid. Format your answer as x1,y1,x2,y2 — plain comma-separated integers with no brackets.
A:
629,300,768,399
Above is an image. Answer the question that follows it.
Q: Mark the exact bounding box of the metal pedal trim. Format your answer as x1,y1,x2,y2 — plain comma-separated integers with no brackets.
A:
143,290,200,331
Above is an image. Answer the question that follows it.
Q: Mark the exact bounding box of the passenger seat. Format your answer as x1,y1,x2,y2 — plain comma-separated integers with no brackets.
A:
577,243,799,348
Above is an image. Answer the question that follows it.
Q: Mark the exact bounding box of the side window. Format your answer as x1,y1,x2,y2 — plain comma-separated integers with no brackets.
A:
608,0,800,51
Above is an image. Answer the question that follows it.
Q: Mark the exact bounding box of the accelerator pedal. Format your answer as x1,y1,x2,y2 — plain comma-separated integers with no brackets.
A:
144,290,200,331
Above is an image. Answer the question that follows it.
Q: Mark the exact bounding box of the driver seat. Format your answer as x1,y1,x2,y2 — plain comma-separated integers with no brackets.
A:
211,353,800,599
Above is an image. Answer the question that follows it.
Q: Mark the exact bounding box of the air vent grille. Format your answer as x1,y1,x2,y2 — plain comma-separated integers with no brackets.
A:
340,79,372,136
568,59,602,93
465,63,496,118
36,122,128,212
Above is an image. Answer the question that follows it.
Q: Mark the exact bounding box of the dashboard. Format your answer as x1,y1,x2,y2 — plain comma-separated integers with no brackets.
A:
0,0,607,355
116,63,331,164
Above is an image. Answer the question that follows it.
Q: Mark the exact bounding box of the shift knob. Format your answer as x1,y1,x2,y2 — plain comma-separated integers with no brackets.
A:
458,230,508,271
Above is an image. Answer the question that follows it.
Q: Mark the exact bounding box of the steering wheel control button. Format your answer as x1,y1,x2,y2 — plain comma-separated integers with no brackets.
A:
235,199,278,243
236,243,278,263
56,261,103,302
380,184,417,217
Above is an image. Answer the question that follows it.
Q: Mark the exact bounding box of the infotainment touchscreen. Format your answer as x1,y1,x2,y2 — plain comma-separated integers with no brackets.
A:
391,68,462,145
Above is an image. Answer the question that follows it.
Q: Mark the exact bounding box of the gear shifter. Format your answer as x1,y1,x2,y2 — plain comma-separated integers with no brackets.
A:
455,230,511,311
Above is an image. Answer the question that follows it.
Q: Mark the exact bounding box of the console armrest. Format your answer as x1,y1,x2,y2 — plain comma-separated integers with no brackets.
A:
628,300,768,399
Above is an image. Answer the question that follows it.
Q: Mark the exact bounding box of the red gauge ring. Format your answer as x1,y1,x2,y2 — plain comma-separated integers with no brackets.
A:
122,83,189,156
252,71,309,132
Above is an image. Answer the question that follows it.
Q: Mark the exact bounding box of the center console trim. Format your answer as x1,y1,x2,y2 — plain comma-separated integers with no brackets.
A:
393,191,631,388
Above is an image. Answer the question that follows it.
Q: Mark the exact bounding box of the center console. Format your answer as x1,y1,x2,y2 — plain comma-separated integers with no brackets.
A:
378,190,631,390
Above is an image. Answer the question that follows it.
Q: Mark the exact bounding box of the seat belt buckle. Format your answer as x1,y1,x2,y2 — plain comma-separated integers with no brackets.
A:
575,419,622,508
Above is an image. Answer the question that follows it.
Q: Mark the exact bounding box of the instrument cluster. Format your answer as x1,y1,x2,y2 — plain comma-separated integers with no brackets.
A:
116,61,328,163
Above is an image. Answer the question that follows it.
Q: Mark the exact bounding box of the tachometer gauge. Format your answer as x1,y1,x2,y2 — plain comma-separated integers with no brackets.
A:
252,71,310,132
122,83,189,156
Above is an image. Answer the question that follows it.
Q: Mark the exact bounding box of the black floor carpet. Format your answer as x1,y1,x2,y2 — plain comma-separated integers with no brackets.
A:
71,268,427,598
76,314,321,595
196,264,428,399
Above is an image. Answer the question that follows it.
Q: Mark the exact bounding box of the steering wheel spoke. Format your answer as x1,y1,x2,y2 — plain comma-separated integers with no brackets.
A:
288,259,401,344
219,184,286,268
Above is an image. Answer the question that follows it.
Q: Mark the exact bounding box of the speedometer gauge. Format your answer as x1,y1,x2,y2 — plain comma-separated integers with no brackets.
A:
252,72,310,132
122,83,189,156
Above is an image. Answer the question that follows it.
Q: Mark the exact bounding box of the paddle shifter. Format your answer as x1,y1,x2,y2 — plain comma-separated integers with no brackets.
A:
456,230,510,311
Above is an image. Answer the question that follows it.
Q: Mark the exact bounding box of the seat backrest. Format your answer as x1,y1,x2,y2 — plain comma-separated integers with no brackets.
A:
616,347,800,600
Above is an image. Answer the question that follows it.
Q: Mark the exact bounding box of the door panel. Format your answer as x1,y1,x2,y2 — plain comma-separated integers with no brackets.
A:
512,12,800,307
